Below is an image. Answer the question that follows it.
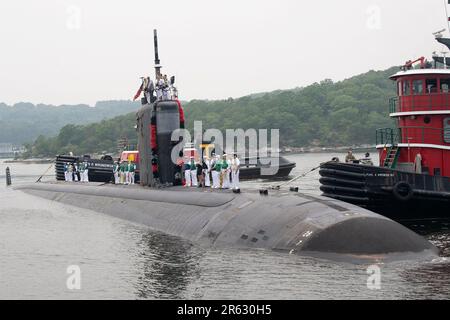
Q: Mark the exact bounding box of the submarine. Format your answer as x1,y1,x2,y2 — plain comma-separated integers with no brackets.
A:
15,30,439,261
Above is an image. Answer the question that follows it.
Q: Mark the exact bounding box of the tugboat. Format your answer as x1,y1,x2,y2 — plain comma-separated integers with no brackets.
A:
320,30,450,223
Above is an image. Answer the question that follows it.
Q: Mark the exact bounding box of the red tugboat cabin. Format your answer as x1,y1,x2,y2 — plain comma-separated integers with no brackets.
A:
377,63,450,178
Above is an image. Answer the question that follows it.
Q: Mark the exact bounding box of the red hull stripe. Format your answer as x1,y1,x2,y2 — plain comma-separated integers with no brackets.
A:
151,124,157,149
176,99,185,123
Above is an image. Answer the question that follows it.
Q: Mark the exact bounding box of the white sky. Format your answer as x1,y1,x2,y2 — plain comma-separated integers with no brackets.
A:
0,0,449,106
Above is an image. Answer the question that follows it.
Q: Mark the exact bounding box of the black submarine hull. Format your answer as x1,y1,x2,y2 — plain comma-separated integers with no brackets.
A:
16,182,438,259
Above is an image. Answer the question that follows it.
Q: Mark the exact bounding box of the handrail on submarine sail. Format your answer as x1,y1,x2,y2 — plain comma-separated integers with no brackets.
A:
271,164,321,190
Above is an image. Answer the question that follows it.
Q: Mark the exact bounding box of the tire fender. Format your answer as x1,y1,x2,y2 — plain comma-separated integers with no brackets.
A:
393,181,414,202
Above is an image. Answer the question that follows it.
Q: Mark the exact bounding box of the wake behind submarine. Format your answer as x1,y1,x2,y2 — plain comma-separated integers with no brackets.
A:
16,30,438,260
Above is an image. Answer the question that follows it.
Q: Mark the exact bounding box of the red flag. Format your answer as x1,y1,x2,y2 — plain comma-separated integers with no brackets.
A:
133,84,143,101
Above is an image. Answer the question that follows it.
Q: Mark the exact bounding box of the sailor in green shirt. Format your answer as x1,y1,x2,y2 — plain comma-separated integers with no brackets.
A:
128,161,137,185
221,154,230,189
119,161,126,184
113,162,119,184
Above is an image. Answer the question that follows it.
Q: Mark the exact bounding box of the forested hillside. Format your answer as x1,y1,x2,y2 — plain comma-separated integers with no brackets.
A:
23,67,399,157
0,100,139,144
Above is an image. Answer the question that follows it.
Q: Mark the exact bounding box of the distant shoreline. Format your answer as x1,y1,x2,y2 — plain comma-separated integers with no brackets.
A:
4,159,53,164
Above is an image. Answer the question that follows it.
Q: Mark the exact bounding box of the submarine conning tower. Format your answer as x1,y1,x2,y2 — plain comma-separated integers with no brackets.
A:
137,29,185,187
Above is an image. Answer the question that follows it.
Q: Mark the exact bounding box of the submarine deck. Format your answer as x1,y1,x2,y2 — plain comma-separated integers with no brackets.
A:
15,181,439,259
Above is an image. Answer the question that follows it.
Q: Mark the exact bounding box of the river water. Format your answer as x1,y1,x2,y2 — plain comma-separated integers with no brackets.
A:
0,153,449,300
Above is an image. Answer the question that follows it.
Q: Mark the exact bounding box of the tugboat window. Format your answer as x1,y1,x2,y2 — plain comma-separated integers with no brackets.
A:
403,81,410,96
440,78,450,93
397,81,402,96
444,117,450,143
424,116,431,124
412,80,423,94
426,79,438,93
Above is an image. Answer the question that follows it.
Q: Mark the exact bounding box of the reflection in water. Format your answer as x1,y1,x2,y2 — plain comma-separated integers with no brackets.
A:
135,232,201,299
400,260,450,300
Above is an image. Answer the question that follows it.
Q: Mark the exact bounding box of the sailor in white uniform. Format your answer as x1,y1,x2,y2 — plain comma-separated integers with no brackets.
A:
156,75,164,101
124,162,130,185
190,157,198,187
128,161,136,185
64,162,69,182
67,163,73,182
83,162,89,183
113,162,120,184
162,75,171,100
231,154,240,190
73,163,79,182
184,160,192,187
79,162,85,182
204,156,211,188
211,155,220,188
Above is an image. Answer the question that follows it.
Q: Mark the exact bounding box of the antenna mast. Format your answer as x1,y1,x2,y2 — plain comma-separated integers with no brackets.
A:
154,29,162,79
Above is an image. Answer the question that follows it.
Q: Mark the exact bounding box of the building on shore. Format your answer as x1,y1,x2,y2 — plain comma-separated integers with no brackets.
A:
0,143,23,159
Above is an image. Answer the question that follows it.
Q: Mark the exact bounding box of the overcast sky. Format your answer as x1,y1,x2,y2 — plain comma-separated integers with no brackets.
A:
0,0,449,106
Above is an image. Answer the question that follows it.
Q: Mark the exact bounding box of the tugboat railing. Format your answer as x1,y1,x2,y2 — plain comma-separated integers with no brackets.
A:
376,128,400,146
390,93,450,113
376,126,447,145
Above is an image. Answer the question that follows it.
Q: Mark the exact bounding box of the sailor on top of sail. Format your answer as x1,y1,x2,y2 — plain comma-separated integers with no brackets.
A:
162,74,171,100
144,76,155,103
155,75,164,101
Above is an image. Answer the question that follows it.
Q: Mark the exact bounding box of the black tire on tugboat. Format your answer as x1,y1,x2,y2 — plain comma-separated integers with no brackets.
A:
393,181,414,202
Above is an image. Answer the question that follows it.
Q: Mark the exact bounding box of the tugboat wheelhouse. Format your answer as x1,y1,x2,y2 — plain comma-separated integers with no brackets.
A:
377,69,450,177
